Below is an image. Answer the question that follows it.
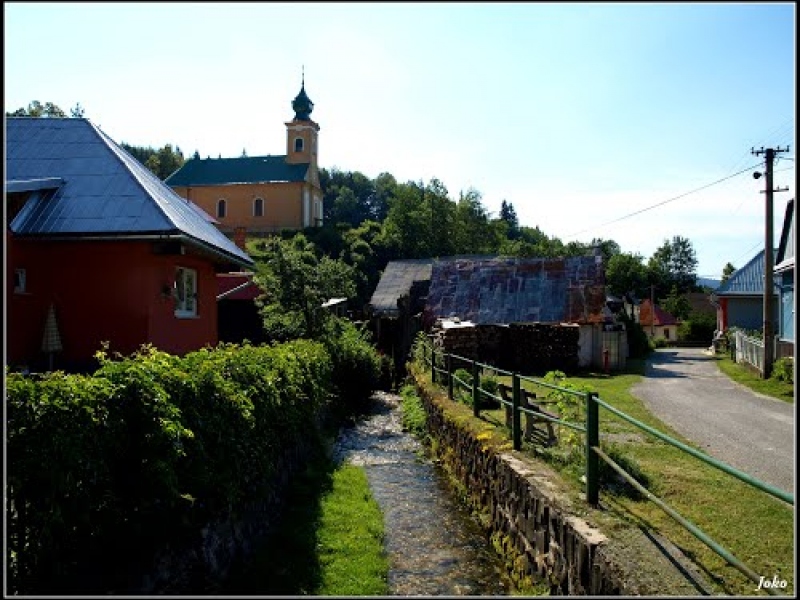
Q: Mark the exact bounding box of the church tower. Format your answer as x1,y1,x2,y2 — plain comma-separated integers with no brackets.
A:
285,74,319,170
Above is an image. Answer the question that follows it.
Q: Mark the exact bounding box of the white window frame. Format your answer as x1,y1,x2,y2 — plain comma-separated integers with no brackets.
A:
14,268,26,293
174,267,198,318
253,197,264,217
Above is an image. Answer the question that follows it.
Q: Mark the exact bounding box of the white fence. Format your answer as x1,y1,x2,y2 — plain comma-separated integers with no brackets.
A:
733,330,764,374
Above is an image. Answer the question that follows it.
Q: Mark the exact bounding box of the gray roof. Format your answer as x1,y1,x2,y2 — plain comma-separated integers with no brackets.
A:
6,117,253,268
715,249,778,296
368,259,434,316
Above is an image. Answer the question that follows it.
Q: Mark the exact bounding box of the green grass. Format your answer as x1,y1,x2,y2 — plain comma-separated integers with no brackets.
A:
400,383,428,436
713,355,795,403
226,443,388,595
440,362,794,596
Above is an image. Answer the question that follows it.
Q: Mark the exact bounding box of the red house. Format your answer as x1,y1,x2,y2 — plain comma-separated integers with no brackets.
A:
6,117,254,372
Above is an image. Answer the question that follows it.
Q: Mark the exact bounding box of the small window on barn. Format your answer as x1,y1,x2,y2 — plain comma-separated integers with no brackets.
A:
175,267,197,318
217,198,227,219
294,137,304,153
253,197,264,217
14,268,26,293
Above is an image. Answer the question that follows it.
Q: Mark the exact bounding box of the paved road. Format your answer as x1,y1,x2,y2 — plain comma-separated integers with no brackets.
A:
631,348,795,495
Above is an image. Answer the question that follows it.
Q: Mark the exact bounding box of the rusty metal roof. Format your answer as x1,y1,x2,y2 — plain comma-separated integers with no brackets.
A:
425,255,606,325
368,259,434,316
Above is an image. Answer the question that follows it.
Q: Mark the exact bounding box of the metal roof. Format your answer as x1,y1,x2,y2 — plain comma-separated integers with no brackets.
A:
368,259,434,316
164,154,309,187
6,117,253,268
425,255,606,325
776,198,795,273
715,249,778,297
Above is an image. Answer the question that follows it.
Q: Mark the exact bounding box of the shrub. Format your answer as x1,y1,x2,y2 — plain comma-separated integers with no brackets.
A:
399,384,427,437
478,373,501,409
771,357,794,384
619,312,651,359
320,318,381,414
452,368,474,406
678,311,716,342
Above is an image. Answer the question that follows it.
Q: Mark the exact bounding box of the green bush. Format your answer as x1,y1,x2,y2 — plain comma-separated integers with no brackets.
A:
619,312,652,358
6,340,335,595
320,318,382,414
478,373,501,409
399,384,427,437
678,311,716,342
452,368,473,406
771,357,794,384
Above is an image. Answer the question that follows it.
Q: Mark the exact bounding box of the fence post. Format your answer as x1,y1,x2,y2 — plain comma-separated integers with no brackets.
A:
472,360,480,417
586,391,599,506
447,354,454,399
431,343,436,384
512,373,521,451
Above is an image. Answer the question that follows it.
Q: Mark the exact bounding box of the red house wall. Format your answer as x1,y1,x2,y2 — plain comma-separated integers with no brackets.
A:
7,237,219,371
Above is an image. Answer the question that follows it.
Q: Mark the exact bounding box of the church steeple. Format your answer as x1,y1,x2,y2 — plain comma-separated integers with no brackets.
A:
291,69,314,121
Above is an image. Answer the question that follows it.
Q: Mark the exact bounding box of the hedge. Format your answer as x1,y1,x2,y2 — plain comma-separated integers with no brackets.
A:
6,339,348,594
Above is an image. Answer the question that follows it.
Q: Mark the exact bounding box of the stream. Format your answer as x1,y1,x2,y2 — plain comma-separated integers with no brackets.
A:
331,391,510,596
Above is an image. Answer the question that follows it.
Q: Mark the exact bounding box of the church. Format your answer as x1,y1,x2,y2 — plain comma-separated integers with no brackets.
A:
166,79,323,237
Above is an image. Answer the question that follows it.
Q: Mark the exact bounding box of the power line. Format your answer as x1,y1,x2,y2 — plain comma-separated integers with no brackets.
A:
564,162,762,239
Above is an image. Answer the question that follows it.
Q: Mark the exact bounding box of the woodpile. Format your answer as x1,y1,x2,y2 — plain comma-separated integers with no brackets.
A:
501,323,579,374
431,322,580,375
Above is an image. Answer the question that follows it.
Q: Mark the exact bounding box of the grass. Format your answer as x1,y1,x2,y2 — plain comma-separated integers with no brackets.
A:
713,354,795,404
225,441,388,595
433,360,794,596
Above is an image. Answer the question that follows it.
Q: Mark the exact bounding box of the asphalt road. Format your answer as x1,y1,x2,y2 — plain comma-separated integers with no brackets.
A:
630,348,795,495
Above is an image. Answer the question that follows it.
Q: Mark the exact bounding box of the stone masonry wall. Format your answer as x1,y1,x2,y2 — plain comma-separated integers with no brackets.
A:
415,378,626,595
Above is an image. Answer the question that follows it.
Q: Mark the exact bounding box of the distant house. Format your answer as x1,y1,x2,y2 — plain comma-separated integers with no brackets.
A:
637,300,679,341
774,198,795,358
165,80,323,235
6,117,254,372
712,249,779,334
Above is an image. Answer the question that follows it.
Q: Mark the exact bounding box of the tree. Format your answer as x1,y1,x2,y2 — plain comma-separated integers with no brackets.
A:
6,100,67,118
661,285,692,321
70,103,86,118
120,142,185,180
721,262,736,284
606,252,648,299
453,188,495,255
499,200,520,239
647,235,698,298
254,233,356,341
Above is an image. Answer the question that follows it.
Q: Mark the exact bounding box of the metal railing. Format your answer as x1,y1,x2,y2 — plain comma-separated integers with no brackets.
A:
418,338,793,596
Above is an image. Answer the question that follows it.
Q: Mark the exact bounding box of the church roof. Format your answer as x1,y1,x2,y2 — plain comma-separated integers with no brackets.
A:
165,155,309,187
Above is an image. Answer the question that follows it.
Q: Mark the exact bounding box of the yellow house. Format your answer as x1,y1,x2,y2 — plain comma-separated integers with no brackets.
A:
166,81,323,235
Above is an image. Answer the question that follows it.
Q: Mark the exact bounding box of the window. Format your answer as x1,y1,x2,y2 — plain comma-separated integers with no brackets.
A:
174,267,197,317
217,198,227,219
664,328,670,340
253,197,264,217
294,137,304,153
14,268,26,293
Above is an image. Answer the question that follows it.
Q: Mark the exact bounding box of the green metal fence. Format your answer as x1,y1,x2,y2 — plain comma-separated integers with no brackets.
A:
419,338,794,596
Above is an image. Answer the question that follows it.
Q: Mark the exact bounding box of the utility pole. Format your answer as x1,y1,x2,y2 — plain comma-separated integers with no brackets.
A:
751,146,790,379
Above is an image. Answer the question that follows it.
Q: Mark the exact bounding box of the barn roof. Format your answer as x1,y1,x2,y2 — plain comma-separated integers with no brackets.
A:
368,259,434,317
715,249,778,297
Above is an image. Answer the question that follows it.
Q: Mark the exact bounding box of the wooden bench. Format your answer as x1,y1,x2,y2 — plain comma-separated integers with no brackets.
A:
498,384,559,447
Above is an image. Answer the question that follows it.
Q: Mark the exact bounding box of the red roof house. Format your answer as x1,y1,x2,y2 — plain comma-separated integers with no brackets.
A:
6,117,254,372
638,299,679,341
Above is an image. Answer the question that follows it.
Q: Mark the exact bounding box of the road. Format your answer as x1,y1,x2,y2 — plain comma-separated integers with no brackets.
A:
630,348,795,495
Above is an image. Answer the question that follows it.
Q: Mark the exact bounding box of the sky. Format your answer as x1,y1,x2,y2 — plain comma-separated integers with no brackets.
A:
4,2,796,281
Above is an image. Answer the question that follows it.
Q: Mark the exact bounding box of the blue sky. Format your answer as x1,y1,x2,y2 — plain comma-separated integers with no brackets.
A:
4,2,795,279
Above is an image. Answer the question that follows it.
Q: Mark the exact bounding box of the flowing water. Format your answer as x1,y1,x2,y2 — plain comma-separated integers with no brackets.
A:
332,391,510,596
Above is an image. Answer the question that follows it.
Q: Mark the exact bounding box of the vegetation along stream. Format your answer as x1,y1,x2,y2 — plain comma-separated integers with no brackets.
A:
332,390,511,595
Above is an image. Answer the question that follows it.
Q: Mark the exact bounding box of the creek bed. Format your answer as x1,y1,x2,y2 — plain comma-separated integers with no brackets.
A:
332,391,510,596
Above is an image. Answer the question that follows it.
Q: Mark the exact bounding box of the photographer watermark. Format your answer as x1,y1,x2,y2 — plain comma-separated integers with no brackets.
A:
757,575,788,591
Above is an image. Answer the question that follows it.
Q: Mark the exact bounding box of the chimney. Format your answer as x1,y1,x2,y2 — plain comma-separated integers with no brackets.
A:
233,227,247,251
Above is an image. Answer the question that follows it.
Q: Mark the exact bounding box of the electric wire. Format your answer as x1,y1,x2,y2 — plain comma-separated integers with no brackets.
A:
564,162,762,239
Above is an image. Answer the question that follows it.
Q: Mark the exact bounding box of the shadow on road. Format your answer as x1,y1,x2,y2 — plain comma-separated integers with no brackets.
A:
641,350,715,380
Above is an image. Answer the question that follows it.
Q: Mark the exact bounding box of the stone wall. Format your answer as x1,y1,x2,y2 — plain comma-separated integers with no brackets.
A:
415,377,625,595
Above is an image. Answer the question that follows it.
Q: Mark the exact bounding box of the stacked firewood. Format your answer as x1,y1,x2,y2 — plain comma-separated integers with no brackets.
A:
500,323,580,374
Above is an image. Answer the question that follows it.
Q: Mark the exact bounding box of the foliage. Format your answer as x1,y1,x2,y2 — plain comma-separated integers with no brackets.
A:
6,340,339,594
6,100,67,118
721,261,736,284
660,285,692,320
540,370,590,459
120,142,185,180
618,310,652,359
399,384,428,437
647,235,699,298
770,357,794,384
606,252,648,299
678,310,716,342
452,367,474,406
320,318,382,413
255,233,357,341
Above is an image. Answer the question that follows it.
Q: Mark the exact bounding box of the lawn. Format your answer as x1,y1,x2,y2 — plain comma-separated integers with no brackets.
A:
713,354,794,404
447,359,794,596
